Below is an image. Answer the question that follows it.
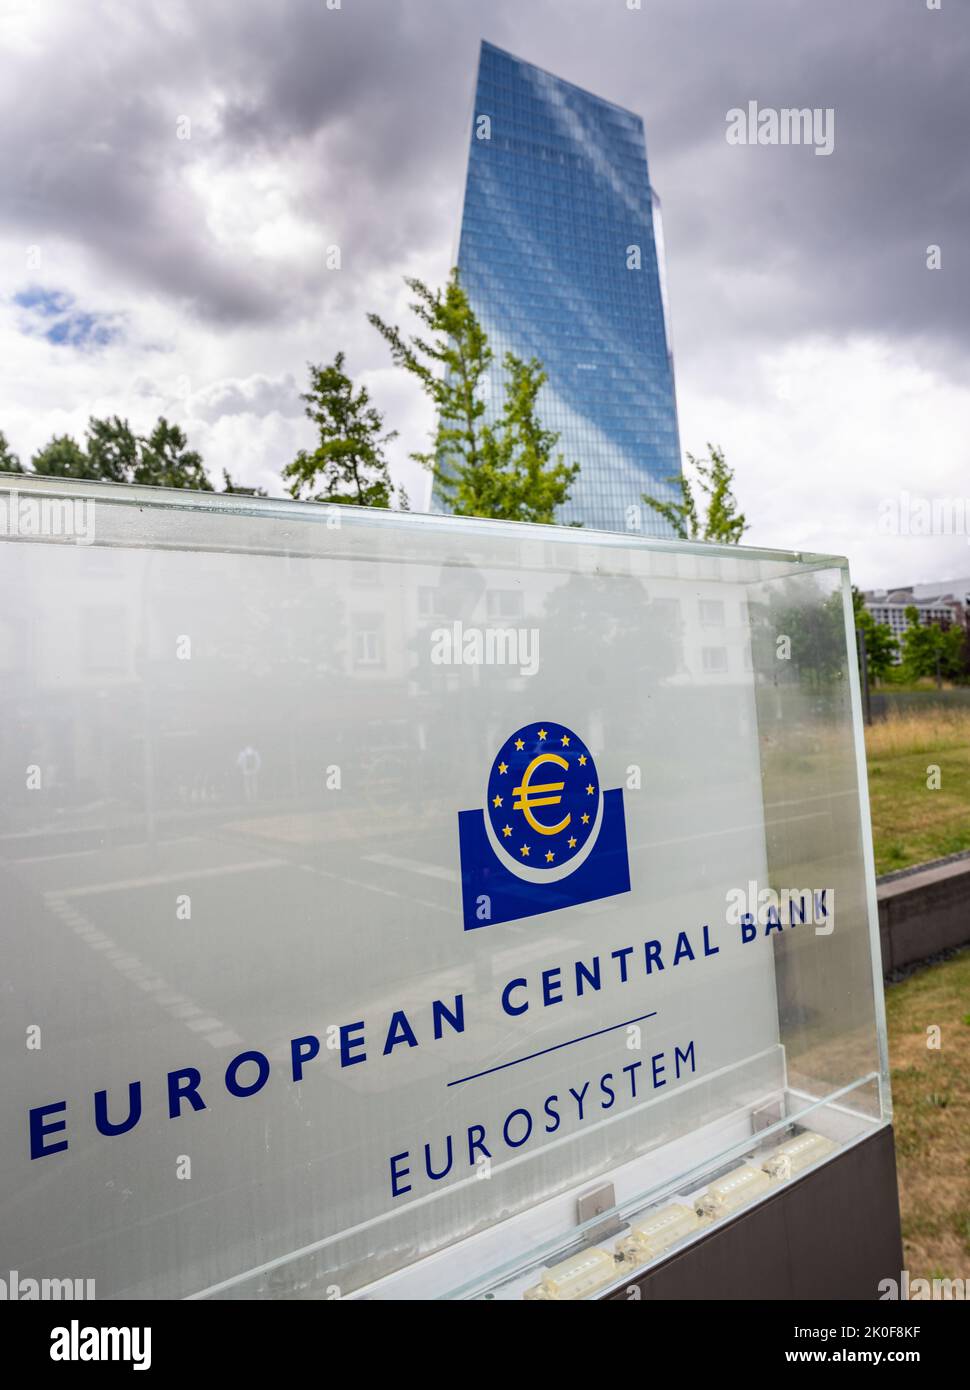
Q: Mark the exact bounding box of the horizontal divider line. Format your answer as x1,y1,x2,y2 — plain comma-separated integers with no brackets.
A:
447,1011,659,1087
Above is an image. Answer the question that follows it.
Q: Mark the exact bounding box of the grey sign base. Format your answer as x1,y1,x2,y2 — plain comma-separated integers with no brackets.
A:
607,1126,903,1300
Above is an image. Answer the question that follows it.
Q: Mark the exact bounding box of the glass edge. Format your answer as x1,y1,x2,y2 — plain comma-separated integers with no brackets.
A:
440,1071,886,1301
1,472,851,570
837,567,894,1121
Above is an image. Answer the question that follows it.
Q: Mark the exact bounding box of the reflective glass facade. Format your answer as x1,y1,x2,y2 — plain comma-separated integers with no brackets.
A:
438,41,682,535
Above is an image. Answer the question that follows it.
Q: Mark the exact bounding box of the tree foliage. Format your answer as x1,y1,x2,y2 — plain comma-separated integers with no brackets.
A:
852,587,899,682
369,269,491,483
0,429,24,473
900,605,964,682
369,269,578,523
449,353,579,523
21,416,235,491
133,418,209,489
85,415,139,482
30,433,95,479
642,444,747,543
282,352,398,507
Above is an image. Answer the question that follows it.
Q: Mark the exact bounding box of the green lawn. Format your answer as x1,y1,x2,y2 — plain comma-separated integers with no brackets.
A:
886,950,970,1281
866,711,970,875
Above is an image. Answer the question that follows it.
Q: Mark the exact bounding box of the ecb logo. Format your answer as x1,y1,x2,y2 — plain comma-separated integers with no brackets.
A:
457,721,631,930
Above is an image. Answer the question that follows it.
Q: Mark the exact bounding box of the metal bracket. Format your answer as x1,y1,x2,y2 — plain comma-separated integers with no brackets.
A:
752,1098,785,1134
577,1181,623,1242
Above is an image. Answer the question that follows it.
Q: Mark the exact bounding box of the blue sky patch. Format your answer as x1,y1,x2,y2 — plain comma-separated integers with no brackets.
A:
13,286,121,349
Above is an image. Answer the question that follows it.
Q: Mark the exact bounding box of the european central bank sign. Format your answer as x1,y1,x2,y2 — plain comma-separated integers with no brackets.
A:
3,483,885,1302
458,721,631,929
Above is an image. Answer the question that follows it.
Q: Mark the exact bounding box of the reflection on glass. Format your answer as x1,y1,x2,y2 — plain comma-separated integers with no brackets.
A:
0,478,888,1301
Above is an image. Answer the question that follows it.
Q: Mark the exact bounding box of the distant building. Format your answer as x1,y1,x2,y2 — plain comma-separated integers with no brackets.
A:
438,40,681,535
863,586,967,662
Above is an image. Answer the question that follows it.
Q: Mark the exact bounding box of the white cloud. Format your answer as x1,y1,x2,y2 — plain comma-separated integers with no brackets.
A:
678,336,970,589
0,0,966,577
187,411,308,494
186,374,303,422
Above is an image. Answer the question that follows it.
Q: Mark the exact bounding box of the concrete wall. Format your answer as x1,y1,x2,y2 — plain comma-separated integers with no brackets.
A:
878,854,970,975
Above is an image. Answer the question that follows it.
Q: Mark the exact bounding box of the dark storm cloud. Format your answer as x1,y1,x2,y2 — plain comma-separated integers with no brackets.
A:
1,0,966,355
2,16,273,324
0,0,475,324
602,0,970,374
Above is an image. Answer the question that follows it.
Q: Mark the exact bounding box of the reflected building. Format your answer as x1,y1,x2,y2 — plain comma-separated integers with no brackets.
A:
436,40,682,535
0,478,775,1302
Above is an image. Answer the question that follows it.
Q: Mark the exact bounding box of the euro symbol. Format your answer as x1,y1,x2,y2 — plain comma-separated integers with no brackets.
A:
513,753,570,836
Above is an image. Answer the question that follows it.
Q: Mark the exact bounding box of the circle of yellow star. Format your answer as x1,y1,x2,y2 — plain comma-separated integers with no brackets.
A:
586,783,595,795
514,738,525,751
502,824,512,838
492,794,503,808
568,836,577,848
578,754,587,766
498,761,508,774
561,734,570,746
537,728,547,741
520,844,530,857
581,813,590,825
545,851,555,863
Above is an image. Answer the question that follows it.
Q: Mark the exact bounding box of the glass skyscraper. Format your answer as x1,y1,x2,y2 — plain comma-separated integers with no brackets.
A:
437,40,682,535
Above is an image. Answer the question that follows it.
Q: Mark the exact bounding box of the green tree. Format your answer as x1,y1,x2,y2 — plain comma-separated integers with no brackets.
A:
852,587,899,682
642,445,747,543
282,352,398,507
86,415,140,483
28,417,214,489
369,269,491,488
134,417,210,489
369,270,578,522
0,429,24,473
900,605,964,683
31,433,95,478
939,627,964,681
857,609,900,682
439,353,578,523
481,354,578,524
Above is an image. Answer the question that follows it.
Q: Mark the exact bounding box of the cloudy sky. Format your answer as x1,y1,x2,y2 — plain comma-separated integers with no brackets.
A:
1,0,967,587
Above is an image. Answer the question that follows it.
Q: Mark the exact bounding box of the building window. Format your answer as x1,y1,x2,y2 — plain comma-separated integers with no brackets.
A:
702,646,728,673
699,599,725,626
353,620,384,667
486,589,524,620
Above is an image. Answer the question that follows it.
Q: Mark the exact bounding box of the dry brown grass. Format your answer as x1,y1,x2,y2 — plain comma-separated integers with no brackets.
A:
865,706,970,759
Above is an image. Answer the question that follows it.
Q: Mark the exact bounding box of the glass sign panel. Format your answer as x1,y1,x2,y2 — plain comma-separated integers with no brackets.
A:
0,479,889,1299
